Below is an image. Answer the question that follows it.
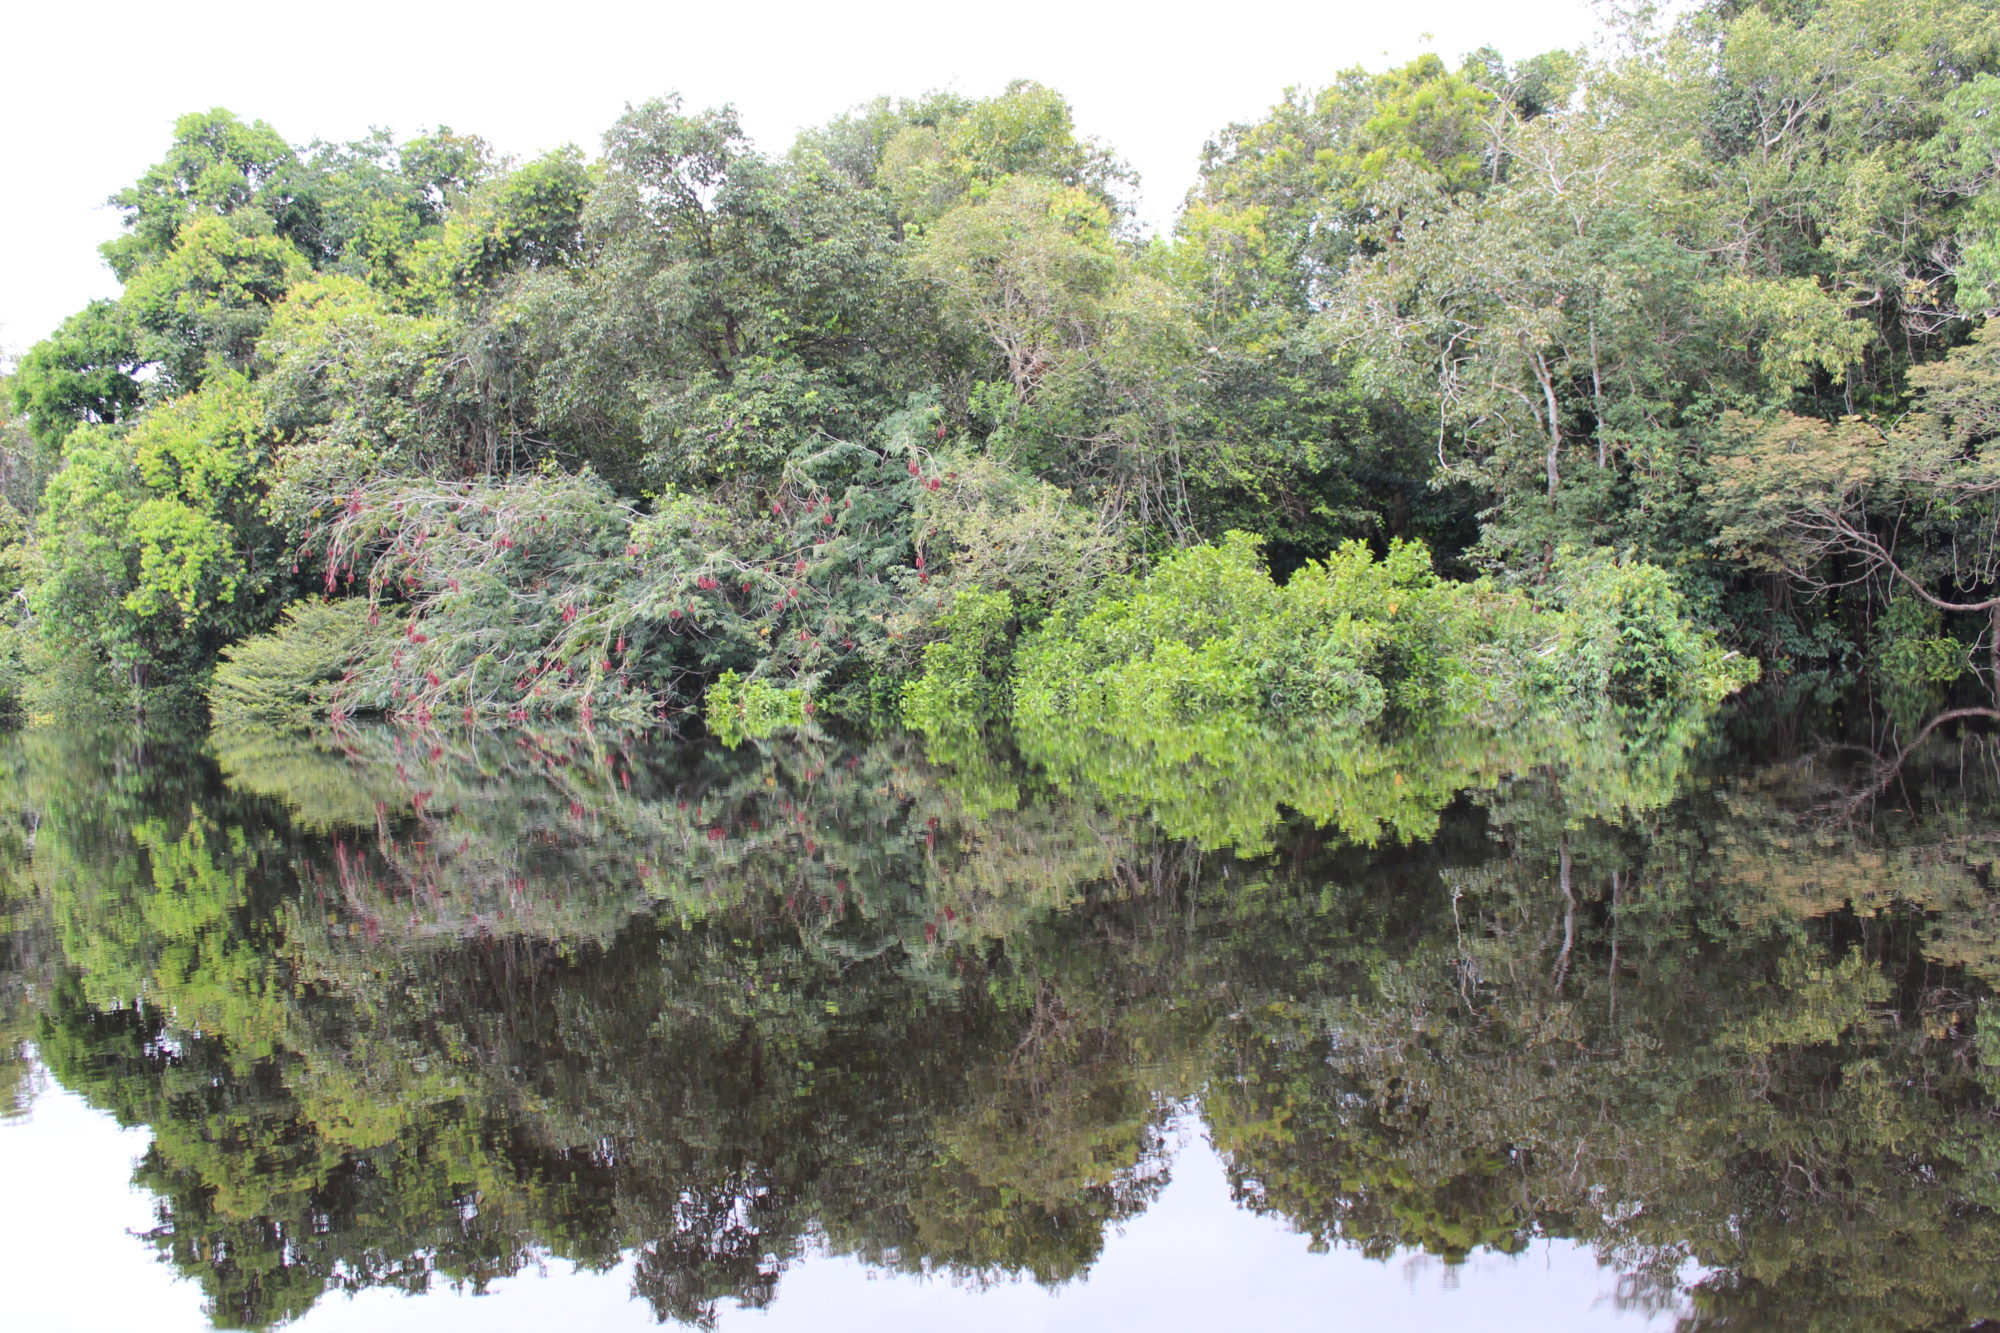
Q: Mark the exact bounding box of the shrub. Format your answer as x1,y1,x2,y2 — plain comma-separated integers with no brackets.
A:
209,599,375,725
299,447,929,729
1012,532,1269,730
1012,535,1756,745
1872,595,1965,688
915,454,1129,625
1518,552,1761,709
704,670,809,746
902,587,1017,738
1015,533,1483,733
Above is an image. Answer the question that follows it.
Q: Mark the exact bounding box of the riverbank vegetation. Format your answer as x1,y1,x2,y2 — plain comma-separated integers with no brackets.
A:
8,0,2000,737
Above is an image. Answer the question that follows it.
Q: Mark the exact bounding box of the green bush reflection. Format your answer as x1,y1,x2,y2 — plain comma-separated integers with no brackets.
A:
4,698,2000,1329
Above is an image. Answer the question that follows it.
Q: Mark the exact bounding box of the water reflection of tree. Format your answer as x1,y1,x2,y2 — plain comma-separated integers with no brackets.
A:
6,702,2000,1329
0,756,48,1120
1202,701,2000,1331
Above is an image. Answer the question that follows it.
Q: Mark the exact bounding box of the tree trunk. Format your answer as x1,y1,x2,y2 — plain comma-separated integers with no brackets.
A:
1990,602,1999,699
1534,351,1562,502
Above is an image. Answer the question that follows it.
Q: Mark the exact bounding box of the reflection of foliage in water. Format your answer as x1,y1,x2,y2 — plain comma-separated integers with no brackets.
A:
5,697,2000,1329
1206,702,2000,1331
1010,699,1716,854
0,746,46,1121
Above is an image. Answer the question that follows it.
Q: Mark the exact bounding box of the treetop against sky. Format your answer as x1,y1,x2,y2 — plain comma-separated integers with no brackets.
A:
0,0,1596,354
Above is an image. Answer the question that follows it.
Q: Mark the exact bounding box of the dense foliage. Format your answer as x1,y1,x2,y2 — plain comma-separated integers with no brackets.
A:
19,18,2000,1323
10,0,2000,729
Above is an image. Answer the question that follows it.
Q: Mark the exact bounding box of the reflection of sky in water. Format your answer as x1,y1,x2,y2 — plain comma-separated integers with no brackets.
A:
0,1070,1685,1333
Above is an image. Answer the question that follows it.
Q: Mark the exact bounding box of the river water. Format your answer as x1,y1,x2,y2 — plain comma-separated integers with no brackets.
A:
0,690,1993,1330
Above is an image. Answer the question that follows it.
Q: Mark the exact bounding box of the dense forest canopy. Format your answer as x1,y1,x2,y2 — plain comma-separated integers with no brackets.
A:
5,0,2000,731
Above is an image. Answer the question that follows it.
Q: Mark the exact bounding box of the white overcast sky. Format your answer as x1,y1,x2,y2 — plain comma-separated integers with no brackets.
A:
0,0,1601,356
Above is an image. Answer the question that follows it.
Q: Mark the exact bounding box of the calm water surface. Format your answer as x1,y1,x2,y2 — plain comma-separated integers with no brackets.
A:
0,691,1995,1330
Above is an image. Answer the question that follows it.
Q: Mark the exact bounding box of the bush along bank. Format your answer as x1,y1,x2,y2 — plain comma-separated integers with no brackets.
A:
212,453,1753,746
906,531,1756,745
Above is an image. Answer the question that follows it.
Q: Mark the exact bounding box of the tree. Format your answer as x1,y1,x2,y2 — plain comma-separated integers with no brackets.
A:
8,301,145,453
100,108,309,281
1923,70,2000,316
32,374,287,703
1158,53,1540,563
915,175,1199,533
122,214,310,390
521,96,912,489
877,79,1133,226
1711,325,2000,677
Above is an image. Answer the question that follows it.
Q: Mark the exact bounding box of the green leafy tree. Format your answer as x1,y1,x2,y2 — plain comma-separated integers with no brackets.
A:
8,301,145,453
123,214,311,390
100,109,310,280
521,96,913,489
1711,326,2000,678
33,374,287,705
916,175,1200,533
